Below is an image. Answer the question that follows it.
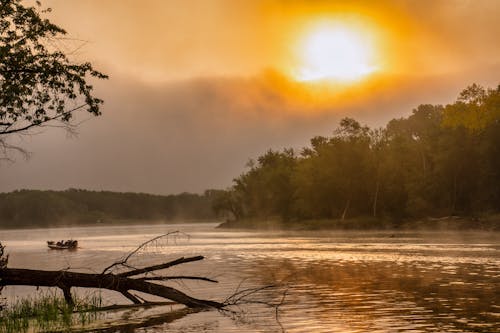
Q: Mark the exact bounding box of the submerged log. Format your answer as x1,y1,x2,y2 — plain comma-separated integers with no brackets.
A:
0,237,225,310
0,247,222,309
0,267,222,308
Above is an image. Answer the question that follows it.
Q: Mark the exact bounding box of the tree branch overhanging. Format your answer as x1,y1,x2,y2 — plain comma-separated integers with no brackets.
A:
0,0,108,158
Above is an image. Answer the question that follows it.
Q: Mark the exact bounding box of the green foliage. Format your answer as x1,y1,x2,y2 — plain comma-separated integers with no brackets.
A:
235,149,297,220
221,84,500,224
0,292,102,333
291,118,373,220
443,84,500,131
0,189,217,228
212,189,244,220
0,0,107,136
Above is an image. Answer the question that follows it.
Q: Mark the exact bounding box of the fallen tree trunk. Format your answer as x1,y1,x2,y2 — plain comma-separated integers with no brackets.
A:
0,240,286,332
0,267,222,308
1,236,227,312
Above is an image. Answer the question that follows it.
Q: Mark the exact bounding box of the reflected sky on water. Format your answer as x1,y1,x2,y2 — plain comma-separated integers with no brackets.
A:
1,223,499,332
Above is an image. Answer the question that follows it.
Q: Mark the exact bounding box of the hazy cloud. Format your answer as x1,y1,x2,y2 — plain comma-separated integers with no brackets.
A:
1,0,499,194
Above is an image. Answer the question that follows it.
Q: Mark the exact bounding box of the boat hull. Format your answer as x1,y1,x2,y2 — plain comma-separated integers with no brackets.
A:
47,241,78,250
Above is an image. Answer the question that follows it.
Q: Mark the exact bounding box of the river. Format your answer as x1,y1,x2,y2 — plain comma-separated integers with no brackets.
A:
1,223,499,332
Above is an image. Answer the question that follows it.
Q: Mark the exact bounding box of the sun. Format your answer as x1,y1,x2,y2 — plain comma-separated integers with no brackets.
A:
296,22,378,82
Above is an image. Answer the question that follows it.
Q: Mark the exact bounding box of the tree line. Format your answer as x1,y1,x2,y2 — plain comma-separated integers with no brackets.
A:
213,84,500,226
0,189,219,228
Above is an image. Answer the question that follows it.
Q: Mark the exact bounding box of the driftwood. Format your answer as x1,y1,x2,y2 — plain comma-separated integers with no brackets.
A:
0,258,222,309
0,234,289,332
0,236,223,309
0,238,290,332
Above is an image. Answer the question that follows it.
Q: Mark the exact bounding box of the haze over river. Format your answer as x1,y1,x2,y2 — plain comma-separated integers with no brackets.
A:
1,223,499,332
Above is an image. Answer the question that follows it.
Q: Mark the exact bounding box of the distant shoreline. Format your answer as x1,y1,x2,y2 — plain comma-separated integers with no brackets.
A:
0,219,222,231
1,217,498,232
217,216,500,232
0,189,218,230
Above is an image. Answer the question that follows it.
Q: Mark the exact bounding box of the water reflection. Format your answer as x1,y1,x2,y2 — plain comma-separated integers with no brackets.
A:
249,258,499,332
1,224,499,332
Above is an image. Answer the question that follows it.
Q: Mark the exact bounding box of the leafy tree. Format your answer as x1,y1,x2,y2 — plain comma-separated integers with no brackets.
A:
222,84,500,225
295,119,373,220
211,189,244,220
384,105,444,217
331,118,373,220
368,127,386,218
443,84,500,131
231,149,297,221
442,85,500,211
0,189,218,227
0,0,107,147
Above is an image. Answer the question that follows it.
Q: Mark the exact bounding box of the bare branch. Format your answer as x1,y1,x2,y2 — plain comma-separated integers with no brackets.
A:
118,256,205,278
0,138,30,162
101,231,183,274
138,275,218,283
0,104,87,136
224,285,277,305
121,290,142,304
78,301,177,313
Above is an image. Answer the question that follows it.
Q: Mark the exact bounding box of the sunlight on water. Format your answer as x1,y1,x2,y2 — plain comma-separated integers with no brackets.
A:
1,223,499,332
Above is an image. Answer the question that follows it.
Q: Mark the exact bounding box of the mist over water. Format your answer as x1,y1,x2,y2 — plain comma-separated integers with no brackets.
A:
1,223,499,332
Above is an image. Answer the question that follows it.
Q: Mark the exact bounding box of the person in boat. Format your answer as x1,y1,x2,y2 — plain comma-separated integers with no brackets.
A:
48,240,78,248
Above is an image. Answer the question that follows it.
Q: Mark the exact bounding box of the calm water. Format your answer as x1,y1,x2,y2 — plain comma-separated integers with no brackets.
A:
1,223,499,332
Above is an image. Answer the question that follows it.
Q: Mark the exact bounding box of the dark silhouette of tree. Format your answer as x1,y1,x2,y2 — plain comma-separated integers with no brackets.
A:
220,84,500,226
211,189,244,221
0,0,107,143
0,189,218,228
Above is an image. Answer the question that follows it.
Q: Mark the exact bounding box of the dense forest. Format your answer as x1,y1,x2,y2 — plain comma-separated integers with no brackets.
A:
214,84,500,228
1,84,499,230
0,189,219,228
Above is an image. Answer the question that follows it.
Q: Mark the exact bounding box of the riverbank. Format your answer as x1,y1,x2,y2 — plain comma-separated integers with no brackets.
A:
217,215,500,231
0,218,222,230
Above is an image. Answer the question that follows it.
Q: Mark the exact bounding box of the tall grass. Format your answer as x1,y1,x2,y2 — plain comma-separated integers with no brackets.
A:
0,292,103,333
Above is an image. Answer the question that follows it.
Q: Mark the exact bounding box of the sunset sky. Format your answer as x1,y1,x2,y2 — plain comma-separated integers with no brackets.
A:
1,0,499,194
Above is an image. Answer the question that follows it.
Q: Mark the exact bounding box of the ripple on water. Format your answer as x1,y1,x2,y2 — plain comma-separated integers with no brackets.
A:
1,224,499,332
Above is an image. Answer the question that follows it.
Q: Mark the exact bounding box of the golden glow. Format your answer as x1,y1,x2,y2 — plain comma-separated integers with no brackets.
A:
296,22,379,82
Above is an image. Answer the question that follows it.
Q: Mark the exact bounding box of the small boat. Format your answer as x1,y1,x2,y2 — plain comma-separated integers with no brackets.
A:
47,240,78,250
